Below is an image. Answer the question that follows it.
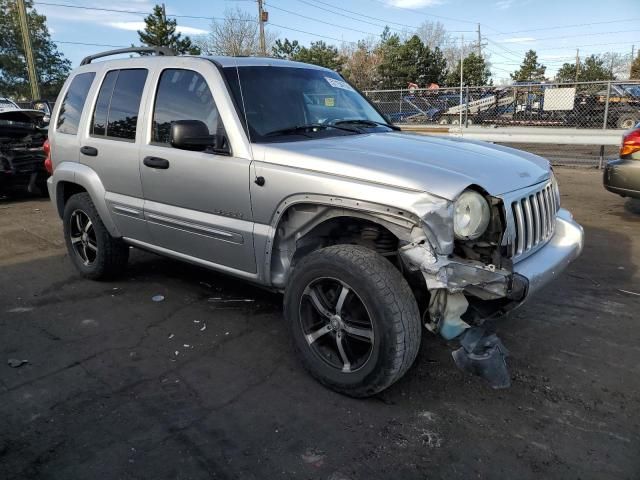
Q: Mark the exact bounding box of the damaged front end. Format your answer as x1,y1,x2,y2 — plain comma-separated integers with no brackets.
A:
399,188,531,389
0,109,48,195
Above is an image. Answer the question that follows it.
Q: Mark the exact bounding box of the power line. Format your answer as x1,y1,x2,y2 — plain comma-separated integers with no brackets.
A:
494,28,640,44
297,0,418,31
294,0,473,34
53,39,129,48
490,18,640,36
268,22,357,44
268,3,380,36
532,40,640,52
33,1,240,21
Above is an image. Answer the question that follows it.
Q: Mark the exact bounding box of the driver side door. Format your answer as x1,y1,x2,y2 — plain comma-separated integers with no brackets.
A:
139,67,256,274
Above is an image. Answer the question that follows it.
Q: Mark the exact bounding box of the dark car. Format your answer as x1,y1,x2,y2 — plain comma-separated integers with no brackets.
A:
604,123,640,199
0,107,48,195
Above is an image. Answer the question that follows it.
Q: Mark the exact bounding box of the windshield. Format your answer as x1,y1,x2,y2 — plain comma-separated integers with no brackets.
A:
222,65,391,142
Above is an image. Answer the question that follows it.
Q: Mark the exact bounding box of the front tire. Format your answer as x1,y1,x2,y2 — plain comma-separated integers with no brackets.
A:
63,192,129,280
284,245,421,397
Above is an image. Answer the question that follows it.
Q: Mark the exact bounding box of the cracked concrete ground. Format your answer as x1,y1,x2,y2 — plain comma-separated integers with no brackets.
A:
1,168,639,479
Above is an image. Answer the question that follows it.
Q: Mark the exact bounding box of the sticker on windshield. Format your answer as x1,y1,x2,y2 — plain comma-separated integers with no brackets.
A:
324,97,335,107
324,77,355,92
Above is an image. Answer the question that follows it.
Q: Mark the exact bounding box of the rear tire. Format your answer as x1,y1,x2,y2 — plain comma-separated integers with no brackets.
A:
616,114,639,130
284,245,421,397
63,192,129,280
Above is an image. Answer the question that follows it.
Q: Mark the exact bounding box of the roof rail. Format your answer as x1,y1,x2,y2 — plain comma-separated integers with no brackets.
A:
80,47,176,66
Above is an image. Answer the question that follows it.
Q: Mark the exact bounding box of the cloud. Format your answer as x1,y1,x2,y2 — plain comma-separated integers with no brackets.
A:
495,0,515,9
500,37,536,44
386,0,443,7
107,21,207,36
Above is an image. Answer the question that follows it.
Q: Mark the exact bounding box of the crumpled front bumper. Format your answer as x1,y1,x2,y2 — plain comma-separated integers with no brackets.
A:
401,208,583,305
512,208,583,297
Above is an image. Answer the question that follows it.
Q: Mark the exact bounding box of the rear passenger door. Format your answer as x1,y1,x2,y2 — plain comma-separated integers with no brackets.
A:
81,68,150,242
139,67,255,274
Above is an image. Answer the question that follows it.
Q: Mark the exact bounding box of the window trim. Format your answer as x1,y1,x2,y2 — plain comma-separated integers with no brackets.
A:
149,67,230,154
55,71,96,136
89,68,148,143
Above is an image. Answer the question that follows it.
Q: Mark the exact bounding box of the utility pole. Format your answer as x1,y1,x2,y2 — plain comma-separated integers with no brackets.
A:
257,0,267,56
161,3,167,22
16,0,40,100
631,45,636,78
575,48,580,82
609,56,614,78
459,34,464,128
476,23,482,58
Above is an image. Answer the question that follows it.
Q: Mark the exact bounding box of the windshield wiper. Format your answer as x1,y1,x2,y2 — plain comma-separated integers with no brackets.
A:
334,119,400,131
264,123,362,137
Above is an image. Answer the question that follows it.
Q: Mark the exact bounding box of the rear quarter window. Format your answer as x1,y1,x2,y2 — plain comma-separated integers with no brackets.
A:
90,69,147,141
56,72,96,135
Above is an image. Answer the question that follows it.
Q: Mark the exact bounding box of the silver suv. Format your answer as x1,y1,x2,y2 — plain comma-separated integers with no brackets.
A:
47,48,583,396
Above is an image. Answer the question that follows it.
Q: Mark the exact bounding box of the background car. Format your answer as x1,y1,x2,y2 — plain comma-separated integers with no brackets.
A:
604,122,640,199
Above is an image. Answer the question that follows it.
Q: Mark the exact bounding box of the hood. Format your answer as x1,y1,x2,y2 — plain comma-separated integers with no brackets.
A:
0,109,46,123
260,132,550,200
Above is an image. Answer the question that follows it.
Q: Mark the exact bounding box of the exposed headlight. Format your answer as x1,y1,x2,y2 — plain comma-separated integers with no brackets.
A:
453,190,491,240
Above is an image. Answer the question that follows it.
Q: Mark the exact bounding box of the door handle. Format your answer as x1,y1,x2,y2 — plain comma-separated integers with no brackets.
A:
143,156,170,169
80,146,98,156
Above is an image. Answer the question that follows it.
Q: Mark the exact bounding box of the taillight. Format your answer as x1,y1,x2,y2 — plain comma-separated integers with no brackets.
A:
43,139,52,174
620,129,640,157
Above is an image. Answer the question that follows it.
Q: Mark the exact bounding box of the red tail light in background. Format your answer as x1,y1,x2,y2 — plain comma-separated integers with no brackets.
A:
620,129,640,158
43,139,52,174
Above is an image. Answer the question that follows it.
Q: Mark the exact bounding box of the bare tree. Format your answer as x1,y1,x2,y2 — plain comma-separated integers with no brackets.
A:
195,7,277,56
340,38,382,89
416,21,449,50
414,20,485,79
600,51,633,80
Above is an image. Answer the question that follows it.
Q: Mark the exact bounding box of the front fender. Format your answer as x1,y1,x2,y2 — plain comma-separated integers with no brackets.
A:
50,161,121,237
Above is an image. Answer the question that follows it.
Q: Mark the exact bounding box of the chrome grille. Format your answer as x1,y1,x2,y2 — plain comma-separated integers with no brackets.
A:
511,181,559,258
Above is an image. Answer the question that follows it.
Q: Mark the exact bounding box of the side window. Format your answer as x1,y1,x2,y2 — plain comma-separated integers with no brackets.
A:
152,69,223,146
56,72,95,135
91,70,117,136
91,69,147,141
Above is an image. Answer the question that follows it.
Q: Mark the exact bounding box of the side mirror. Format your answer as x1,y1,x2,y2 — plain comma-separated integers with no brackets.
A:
170,120,230,154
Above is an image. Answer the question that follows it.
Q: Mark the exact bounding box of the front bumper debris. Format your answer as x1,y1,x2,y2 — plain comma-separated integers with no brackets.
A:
401,208,583,305
452,327,511,389
401,208,583,389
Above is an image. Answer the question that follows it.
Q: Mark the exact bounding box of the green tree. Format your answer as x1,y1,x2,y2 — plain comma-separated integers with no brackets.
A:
138,4,200,55
376,33,403,88
510,50,546,82
555,54,615,83
376,35,448,88
445,52,492,86
293,41,343,70
272,38,301,60
0,0,71,100
631,53,640,80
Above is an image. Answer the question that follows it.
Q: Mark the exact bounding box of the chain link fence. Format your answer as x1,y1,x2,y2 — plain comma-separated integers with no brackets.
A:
364,81,640,130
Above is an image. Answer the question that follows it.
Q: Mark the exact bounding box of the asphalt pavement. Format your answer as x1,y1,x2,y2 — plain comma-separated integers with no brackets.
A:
1,168,639,479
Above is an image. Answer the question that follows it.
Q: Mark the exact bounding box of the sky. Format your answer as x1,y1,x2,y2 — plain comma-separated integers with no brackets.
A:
34,0,640,83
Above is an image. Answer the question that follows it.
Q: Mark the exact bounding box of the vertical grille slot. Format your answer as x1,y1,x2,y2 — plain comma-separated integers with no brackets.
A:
510,181,558,260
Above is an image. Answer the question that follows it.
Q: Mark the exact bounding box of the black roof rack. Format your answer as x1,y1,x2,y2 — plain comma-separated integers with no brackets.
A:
80,47,176,66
